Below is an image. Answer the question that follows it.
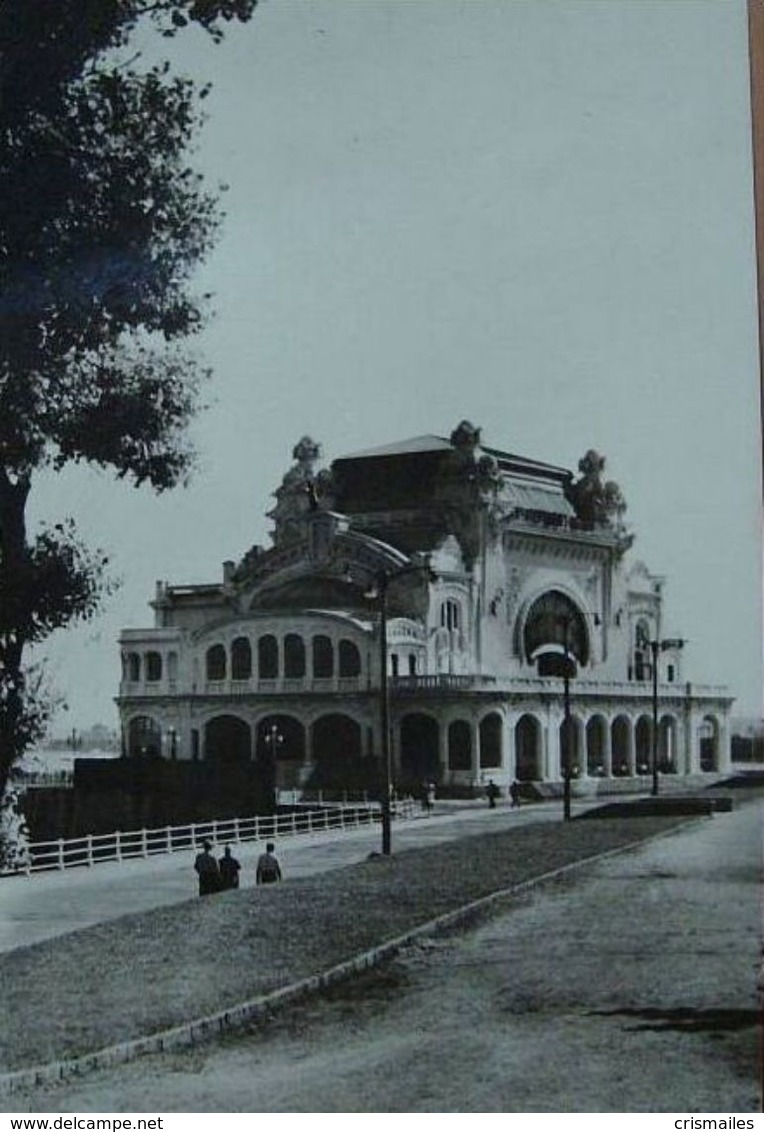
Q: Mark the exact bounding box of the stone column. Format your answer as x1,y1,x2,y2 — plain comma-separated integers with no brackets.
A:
438,717,449,781
546,712,561,782
684,704,701,775
301,720,313,782
626,720,636,776
718,713,732,774
471,719,481,786
577,719,588,778
504,713,516,782
601,718,612,777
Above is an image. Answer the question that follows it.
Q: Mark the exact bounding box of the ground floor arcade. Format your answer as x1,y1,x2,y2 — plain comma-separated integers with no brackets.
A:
120,688,731,793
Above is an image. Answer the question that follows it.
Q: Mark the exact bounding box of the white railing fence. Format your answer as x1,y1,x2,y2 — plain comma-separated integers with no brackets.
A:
5,799,417,877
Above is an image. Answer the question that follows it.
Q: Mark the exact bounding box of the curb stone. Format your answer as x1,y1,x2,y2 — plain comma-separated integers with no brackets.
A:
0,816,706,1098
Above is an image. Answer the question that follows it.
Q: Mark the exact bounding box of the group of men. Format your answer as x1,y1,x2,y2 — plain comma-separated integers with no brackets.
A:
193,840,282,896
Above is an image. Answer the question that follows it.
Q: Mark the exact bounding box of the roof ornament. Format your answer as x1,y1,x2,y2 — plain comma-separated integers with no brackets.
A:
450,420,481,454
268,436,334,545
565,449,627,528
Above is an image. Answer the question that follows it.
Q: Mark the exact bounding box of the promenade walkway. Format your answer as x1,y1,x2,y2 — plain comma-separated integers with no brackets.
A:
0,799,583,954
6,799,760,1111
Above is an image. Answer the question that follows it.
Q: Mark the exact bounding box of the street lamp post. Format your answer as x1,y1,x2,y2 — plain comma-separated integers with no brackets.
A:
558,609,601,821
363,559,435,856
376,573,392,856
562,619,572,822
263,723,283,806
648,638,684,796
166,727,178,760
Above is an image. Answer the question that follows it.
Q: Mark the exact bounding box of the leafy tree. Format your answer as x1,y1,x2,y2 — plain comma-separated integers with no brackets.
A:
0,0,258,797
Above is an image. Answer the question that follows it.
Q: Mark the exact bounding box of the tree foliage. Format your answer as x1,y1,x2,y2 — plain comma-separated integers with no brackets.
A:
0,0,257,795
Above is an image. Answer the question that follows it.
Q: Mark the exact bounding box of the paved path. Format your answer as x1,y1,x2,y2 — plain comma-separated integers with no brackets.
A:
0,800,584,953
20,800,761,1113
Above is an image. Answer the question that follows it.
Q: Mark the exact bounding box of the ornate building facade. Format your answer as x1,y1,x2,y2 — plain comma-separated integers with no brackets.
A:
117,423,733,794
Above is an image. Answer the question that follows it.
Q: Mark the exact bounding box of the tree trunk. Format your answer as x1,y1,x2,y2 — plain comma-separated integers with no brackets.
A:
0,468,31,799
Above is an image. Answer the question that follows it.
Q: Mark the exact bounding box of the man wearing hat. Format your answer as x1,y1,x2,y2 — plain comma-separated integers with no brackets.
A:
194,840,221,896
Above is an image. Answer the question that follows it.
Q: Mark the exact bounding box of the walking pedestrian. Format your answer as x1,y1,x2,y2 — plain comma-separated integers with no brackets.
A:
486,778,500,808
219,845,241,890
194,840,221,896
256,841,282,885
509,779,521,808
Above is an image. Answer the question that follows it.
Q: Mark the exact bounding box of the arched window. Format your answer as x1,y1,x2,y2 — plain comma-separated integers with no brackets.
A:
127,653,141,682
231,637,252,680
408,653,417,676
338,639,361,678
440,600,461,631
145,651,162,682
258,635,278,679
206,644,226,682
313,635,334,678
284,634,306,679
390,653,399,677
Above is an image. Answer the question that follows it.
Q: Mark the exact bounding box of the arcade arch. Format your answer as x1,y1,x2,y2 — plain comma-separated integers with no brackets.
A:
400,713,439,786
127,715,162,758
204,714,251,763
515,714,541,781
700,715,720,772
447,720,471,771
586,715,607,776
479,713,503,769
635,715,652,774
611,715,631,776
310,714,364,791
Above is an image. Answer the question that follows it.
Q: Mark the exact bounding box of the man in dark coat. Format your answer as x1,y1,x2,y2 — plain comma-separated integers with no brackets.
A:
219,845,241,890
194,840,221,896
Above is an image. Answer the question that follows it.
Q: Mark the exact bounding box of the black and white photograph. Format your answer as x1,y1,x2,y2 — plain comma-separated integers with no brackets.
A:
0,0,762,1117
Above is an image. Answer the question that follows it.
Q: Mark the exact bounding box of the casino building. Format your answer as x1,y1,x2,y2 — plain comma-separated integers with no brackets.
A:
116,422,733,794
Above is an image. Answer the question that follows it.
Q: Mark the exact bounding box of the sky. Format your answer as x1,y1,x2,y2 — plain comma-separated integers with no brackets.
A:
29,0,763,732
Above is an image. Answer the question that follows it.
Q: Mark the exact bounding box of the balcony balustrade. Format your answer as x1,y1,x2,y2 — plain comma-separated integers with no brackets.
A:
119,672,728,703
391,674,497,693
120,675,364,697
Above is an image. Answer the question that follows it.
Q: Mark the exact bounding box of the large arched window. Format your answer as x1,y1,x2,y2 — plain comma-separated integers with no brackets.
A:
523,590,589,673
258,635,278,679
145,651,162,682
206,644,226,682
284,634,306,679
312,635,334,678
231,637,252,680
339,639,361,678
127,653,141,682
